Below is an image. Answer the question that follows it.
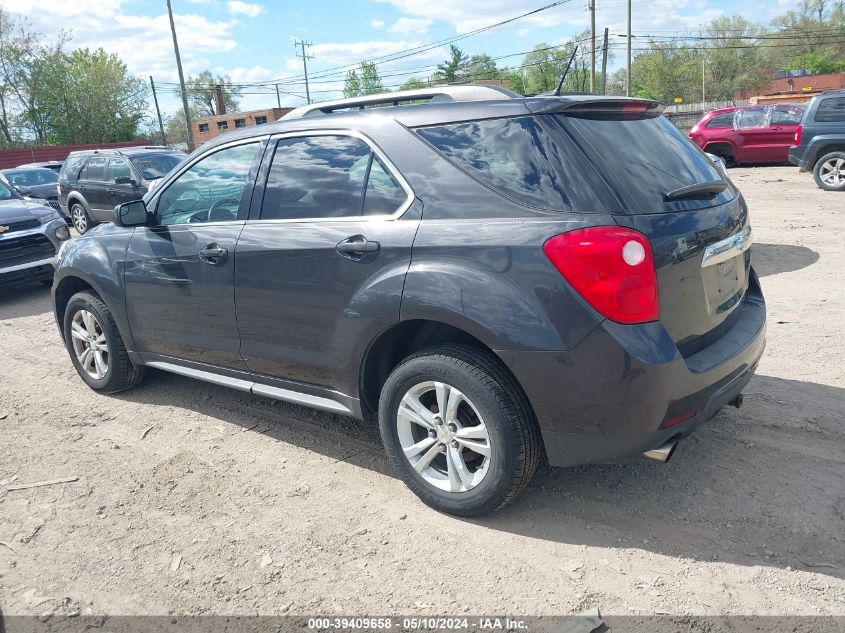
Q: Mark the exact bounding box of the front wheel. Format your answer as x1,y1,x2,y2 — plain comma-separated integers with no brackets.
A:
63,291,145,394
378,345,541,516
813,152,845,191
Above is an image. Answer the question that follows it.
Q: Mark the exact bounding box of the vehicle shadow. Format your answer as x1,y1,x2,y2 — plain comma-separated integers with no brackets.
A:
114,370,845,581
753,242,819,277
0,283,52,320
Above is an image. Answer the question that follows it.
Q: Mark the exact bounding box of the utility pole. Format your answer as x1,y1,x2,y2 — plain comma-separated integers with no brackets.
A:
600,28,609,95
626,0,632,96
701,53,706,103
275,84,281,108
589,0,596,92
166,0,194,149
149,76,167,145
295,40,314,104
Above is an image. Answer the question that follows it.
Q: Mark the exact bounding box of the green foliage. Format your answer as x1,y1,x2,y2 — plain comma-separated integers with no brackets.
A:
343,61,384,97
343,69,361,98
435,45,469,83
185,70,241,116
399,77,427,91
787,50,845,74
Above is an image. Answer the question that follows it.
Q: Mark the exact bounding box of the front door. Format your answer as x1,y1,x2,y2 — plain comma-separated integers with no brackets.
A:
734,106,771,163
124,140,263,370
235,133,419,397
106,157,145,208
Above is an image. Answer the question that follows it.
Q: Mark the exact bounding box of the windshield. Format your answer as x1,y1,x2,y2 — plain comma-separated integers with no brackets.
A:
3,169,58,187
129,153,184,180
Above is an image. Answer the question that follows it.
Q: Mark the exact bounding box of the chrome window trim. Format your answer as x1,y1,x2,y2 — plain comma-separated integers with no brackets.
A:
701,225,752,268
248,128,415,224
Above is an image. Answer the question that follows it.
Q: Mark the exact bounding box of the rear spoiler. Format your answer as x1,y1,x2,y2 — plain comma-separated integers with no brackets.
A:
524,97,664,119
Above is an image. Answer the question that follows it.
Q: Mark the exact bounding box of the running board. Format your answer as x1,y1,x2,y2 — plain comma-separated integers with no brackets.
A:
145,361,354,416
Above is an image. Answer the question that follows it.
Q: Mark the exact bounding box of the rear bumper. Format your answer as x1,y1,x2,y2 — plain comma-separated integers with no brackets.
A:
788,145,808,170
500,270,766,467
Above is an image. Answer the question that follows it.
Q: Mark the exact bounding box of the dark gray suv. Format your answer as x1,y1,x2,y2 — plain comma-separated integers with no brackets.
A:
52,87,766,515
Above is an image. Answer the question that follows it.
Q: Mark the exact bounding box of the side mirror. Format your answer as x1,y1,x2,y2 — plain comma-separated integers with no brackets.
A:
114,176,134,185
16,186,32,197
113,200,149,227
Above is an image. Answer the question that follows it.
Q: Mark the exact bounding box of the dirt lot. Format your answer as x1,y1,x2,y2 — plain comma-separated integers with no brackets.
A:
0,166,843,621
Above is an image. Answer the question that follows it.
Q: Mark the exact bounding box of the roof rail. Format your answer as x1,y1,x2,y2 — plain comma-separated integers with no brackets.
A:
281,85,519,120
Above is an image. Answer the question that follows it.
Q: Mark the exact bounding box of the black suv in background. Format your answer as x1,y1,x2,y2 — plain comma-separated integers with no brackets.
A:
789,89,845,191
58,147,185,233
52,87,765,516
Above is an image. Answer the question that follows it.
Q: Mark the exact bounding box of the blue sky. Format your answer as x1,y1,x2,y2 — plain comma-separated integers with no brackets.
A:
5,0,803,118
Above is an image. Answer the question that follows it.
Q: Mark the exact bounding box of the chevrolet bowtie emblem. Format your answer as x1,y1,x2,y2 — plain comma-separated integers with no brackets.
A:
0,225,9,234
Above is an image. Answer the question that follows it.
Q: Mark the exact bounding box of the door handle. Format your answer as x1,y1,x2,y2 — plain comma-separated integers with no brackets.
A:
770,126,783,131
198,244,228,264
108,187,115,194
336,235,380,258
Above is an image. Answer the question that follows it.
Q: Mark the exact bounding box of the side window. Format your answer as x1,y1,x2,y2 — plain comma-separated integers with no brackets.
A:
736,107,767,129
771,106,803,125
155,142,259,226
260,135,371,220
80,157,107,181
106,158,132,183
363,156,407,215
706,112,735,128
815,97,845,123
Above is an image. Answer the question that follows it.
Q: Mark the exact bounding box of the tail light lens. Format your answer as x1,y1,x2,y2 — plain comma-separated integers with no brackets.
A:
543,227,659,324
794,124,802,145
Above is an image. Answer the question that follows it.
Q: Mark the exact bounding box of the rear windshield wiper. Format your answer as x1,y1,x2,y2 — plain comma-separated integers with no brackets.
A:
663,180,729,202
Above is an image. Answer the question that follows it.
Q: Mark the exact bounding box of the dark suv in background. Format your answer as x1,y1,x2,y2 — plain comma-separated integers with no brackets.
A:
52,87,765,516
58,146,185,233
789,89,845,191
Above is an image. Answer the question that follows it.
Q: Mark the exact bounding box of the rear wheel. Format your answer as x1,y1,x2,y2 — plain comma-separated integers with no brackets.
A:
813,152,845,191
378,345,541,516
706,144,738,168
63,291,144,394
70,203,92,234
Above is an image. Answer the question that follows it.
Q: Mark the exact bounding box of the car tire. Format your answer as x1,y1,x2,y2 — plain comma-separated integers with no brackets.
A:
63,291,145,394
378,344,541,516
813,152,845,191
70,202,92,234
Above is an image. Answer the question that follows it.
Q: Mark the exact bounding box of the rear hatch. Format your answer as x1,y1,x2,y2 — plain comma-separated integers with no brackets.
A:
539,100,751,354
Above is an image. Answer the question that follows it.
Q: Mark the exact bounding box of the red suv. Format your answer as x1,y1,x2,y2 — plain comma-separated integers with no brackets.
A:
689,104,804,166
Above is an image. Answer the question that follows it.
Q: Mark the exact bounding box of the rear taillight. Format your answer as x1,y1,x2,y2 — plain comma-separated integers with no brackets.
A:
794,124,802,145
543,227,659,324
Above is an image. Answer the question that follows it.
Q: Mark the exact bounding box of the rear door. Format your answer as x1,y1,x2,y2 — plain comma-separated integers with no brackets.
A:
234,132,419,397
551,108,751,354
77,156,110,219
767,105,804,161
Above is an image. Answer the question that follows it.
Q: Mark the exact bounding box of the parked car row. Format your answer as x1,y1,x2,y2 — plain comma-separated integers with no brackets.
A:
689,89,845,192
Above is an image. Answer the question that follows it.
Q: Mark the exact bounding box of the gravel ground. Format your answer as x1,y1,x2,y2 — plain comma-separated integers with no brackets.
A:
0,166,843,621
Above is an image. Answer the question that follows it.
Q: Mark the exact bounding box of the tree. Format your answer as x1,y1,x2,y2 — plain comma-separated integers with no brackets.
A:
400,77,427,91
343,69,361,98
435,45,469,83
165,109,189,145
360,61,384,95
523,34,592,95
185,70,240,116
462,54,498,81
342,61,384,97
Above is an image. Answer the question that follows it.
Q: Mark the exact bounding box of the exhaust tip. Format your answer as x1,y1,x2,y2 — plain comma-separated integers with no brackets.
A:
643,441,677,463
729,393,744,409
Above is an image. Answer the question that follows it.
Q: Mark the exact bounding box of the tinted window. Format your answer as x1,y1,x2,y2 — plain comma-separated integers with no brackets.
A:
261,136,371,220
815,97,845,122
563,113,727,213
156,143,259,226
771,105,803,125
81,157,107,181
363,156,407,215
107,158,132,182
416,116,599,211
736,107,767,128
60,154,88,181
129,153,183,180
3,169,58,186
706,112,735,128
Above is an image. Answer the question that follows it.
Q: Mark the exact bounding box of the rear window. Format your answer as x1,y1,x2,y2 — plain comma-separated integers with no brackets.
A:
814,97,845,123
59,154,89,181
559,113,728,213
415,116,603,212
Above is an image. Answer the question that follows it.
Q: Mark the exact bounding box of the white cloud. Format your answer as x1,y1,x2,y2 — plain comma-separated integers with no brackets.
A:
517,28,530,38
226,1,265,18
371,19,385,29
388,17,433,35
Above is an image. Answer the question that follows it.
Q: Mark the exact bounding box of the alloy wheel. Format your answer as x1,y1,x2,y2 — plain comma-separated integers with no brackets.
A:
396,381,491,493
70,310,109,380
71,206,88,233
819,157,845,187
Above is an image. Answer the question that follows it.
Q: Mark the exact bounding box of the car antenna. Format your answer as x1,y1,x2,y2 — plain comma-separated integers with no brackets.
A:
553,45,579,96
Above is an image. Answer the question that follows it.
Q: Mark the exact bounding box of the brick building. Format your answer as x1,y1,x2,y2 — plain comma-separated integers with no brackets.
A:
191,107,292,144
737,71,845,104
